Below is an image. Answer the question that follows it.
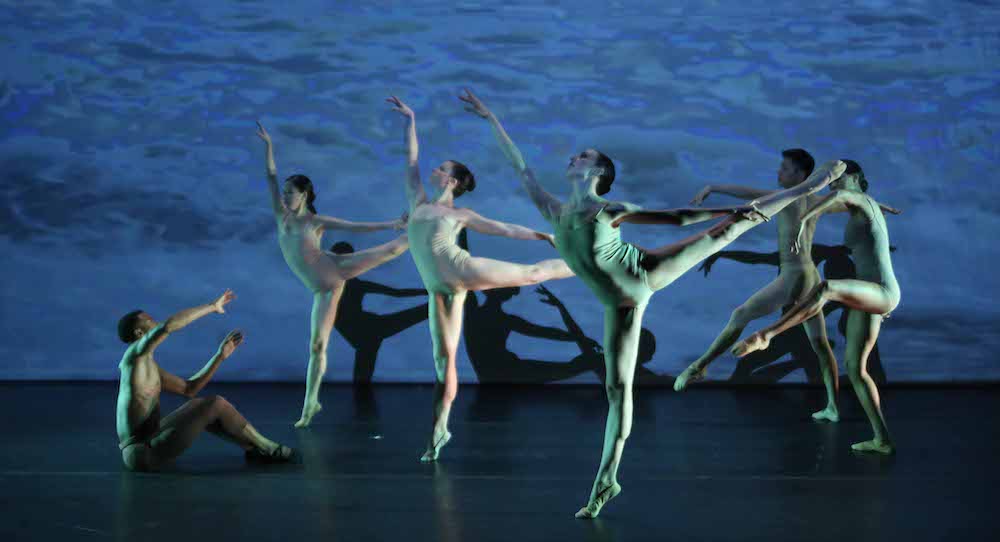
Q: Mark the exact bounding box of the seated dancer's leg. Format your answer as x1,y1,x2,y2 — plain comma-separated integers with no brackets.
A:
844,310,893,454
296,287,343,428
460,256,573,292
576,303,645,519
801,314,840,422
675,277,787,391
422,291,466,462
331,235,409,280
734,279,898,356
145,396,292,469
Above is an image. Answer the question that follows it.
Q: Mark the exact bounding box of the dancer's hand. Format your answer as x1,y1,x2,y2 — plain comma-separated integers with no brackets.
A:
791,225,806,254
881,204,902,215
386,96,414,118
537,232,557,248
690,186,712,206
536,285,559,306
394,211,409,230
458,88,491,119
255,121,272,146
217,330,244,359
698,254,720,276
736,201,769,223
212,289,236,314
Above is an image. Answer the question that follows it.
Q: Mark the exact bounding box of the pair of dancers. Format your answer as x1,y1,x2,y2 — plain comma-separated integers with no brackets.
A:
115,89,900,520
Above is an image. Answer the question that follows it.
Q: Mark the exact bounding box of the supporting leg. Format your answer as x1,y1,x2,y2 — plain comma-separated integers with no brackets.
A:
296,286,344,428
422,291,467,462
801,313,840,422
845,310,894,454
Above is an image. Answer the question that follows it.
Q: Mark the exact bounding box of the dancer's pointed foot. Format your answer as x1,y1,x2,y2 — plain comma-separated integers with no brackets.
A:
732,332,769,357
851,439,894,455
420,430,452,463
245,444,299,465
811,405,840,423
574,482,622,519
294,402,323,428
673,364,706,392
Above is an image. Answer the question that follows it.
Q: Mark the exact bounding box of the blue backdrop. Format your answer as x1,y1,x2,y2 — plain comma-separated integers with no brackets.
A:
2,1,998,382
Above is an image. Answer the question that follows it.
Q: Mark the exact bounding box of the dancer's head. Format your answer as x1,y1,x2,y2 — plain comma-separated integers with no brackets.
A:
778,148,815,188
832,159,868,192
283,174,317,213
330,241,354,254
430,160,476,199
566,149,615,195
117,310,157,344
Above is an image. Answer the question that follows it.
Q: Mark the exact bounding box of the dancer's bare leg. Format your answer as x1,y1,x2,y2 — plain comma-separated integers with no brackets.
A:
576,303,645,519
733,279,897,357
146,396,287,469
801,314,840,422
674,277,786,391
296,286,343,428
461,256,574,292
422,291,466,462
844,310,893,454
332,235,410,280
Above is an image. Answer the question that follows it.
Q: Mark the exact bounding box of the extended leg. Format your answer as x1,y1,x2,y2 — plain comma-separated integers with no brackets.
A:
734,279,897,357
675,277,787,391
296,286,344,428
576,303,645,519
845,311,893,454
461,256,574,292
422,291,467,462
147,396,290,469
801,314,840,422
332,234,409,280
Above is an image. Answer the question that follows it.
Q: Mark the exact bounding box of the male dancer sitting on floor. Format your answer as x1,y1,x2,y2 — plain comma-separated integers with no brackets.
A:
116,289,296,471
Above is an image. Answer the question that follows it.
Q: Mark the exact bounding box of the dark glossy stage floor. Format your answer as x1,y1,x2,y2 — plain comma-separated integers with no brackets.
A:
1,382,996,541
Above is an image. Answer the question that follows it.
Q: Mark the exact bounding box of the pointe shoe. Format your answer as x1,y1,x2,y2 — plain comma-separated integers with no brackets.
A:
575,482,622,519
294,402,323,428
420,431,452,463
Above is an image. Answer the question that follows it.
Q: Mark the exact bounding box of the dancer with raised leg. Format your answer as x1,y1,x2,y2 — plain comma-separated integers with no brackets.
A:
461,89,845,518
255,122,409,428
674,150,900,423
116,291,296,471
386,96,574,462
733,160,900,454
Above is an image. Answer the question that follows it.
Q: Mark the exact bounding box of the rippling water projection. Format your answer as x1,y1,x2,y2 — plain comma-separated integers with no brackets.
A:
2,1,998,382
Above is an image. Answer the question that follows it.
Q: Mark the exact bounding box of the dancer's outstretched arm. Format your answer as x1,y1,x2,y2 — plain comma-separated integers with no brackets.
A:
387,96,428,210
459,208,556,245
460,89,561,221
690,184,775,205
134,290,235,357
255,121,287,218
159,330,243,398
314,212,407,233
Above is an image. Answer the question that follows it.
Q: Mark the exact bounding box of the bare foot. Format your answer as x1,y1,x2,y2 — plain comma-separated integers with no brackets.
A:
732,332,769,357
811,405,840,423
245,444,299,465
575,482,622,519
420,430,452,463
294,402,323,428
673,364,705,392
851,439,894,455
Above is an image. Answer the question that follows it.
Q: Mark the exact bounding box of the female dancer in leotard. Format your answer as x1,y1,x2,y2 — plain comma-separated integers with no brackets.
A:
461,89,845,518
255,122,409,428
386,96,574,462
734,160,900,455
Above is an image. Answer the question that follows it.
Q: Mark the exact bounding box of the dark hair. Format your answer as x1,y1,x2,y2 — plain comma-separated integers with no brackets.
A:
443,161,476,198
781,148,815,179
118,310,145,344
285,174,317,213
841,159,869,192
330,241,354,254
594,150,616,195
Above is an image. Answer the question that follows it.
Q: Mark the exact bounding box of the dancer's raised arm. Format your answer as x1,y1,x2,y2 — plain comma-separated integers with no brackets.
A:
457,208,555,245
159,330,244,398
255,121,286,217
460,89,562,221
690,184,775,205
134,290,235,357
387,96,427,209
314,211,407,233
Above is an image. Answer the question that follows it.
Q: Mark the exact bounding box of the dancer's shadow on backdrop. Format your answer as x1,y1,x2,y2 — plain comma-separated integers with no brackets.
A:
698,244,892,385
329,241,429,417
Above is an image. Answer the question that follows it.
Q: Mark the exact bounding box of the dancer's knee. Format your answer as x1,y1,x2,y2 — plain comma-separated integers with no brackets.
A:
730,305,754,327
310,337,329,357
605,379,630,403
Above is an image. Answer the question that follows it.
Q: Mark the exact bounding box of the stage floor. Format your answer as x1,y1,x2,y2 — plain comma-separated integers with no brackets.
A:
0,382,995,541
